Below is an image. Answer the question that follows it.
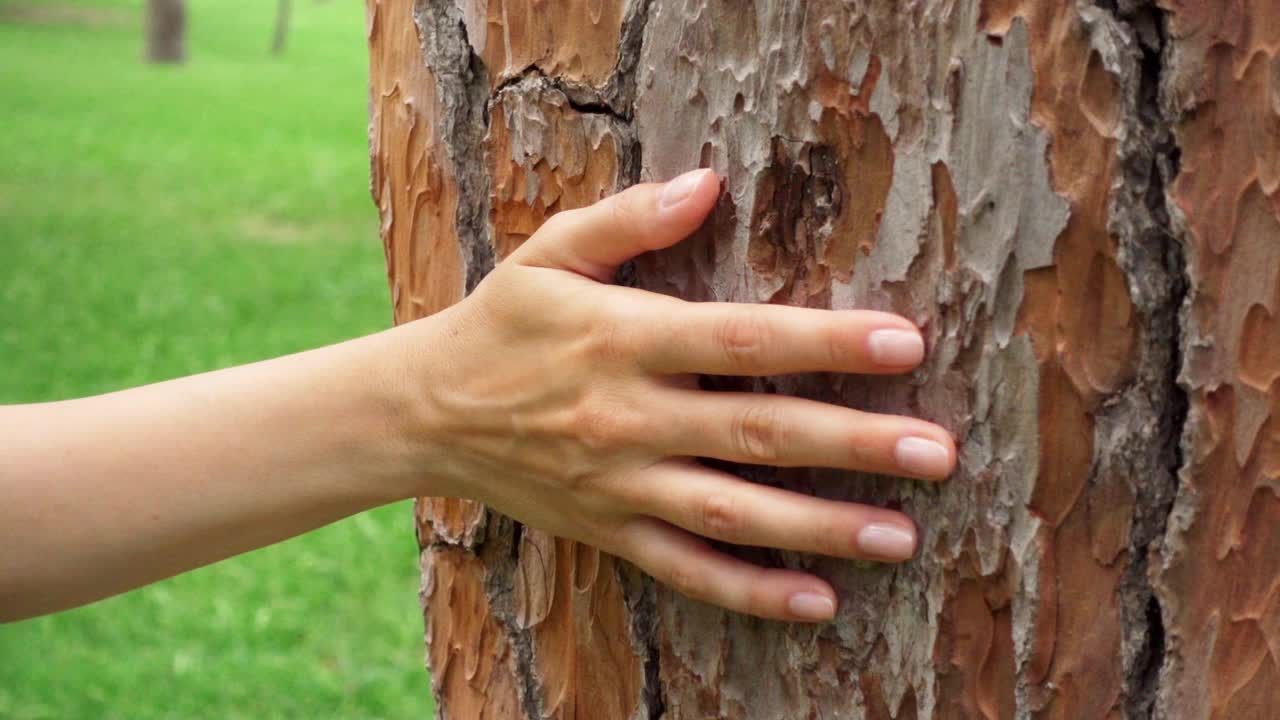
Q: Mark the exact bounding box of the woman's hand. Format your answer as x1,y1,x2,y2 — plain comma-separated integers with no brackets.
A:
0,168,953,624
400,169,956,623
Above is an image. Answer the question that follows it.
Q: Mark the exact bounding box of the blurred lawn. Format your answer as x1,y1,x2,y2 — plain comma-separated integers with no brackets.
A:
0,1,434,717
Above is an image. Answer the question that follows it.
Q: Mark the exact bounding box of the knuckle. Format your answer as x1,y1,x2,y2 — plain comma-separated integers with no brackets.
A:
714,312,769,370
666,560,701,599
538,208,579,238
571,396,645,454
699,492,742,540
846,435,874,470
825,321,852,368
743,574,772,618
813,514,849,557
592,308,637,363
733,402,783,464
606,192,644,236
573,405,623,452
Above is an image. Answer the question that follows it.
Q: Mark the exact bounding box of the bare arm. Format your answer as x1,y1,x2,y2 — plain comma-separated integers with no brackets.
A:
1,170,955,624
0,327,434,621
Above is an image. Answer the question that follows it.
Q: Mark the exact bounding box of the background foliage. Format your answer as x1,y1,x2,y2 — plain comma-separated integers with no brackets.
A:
0,0,434,716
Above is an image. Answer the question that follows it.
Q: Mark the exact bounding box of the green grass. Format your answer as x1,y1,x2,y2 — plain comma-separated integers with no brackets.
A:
0,1,434,717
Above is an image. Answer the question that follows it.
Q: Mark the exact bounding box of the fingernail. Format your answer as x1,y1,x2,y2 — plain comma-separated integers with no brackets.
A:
857,524,916,560
787,592,836,621
659,169,711,210
894,436,952,477
867,329,925,366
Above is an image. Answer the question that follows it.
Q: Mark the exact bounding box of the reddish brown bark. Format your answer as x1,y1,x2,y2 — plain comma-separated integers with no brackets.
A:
366,0,1279,716
1154,1,1280,717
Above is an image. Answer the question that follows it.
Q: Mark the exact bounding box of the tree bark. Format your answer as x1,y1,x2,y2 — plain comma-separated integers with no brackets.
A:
366,0,1280,717
145,0,186,64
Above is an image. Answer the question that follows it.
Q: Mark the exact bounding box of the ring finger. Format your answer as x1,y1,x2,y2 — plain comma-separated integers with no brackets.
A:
617,459,920,562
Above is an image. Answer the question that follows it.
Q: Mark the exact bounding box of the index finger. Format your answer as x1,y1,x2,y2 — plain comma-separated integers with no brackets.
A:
638,302,926,376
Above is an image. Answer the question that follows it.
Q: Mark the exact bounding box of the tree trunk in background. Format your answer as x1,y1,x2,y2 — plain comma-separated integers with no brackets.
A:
367,0,1279,717
271,0,291,56
145,0,185,64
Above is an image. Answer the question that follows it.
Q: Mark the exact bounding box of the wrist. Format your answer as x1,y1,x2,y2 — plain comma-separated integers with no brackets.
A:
368,312,465,502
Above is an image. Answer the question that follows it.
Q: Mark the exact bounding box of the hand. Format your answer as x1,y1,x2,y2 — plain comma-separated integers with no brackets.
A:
402,169,956,623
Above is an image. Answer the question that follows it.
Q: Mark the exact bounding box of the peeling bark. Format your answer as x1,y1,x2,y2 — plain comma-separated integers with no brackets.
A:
366,0,1278,716
1153,1,1280,718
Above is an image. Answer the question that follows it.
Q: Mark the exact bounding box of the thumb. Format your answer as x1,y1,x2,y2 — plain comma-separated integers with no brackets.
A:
511,169,719,282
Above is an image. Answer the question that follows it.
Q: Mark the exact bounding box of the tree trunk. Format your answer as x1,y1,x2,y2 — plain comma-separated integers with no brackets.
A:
145,0,186,64
366,0,1279,717
271,0,291,56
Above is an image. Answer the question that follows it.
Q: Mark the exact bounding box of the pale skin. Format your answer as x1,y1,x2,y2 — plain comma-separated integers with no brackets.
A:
0,169,956,625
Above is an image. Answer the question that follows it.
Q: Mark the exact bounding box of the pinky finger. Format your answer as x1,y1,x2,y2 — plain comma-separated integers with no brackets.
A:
617,516,839,623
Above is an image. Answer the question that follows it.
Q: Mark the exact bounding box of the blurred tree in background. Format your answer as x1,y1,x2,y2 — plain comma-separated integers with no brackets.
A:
144,0,184,63
271,0,290,55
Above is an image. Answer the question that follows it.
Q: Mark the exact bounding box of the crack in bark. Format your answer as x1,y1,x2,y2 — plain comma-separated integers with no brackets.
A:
485,0,653,124
612,0,655,116
424,537,482,552
1132,15,1186,716
510,625,546,720
415,0,495,294
608,6,667,715
611,5,665,712
411,7,547,717
618,567,666,720
490,64,634,122
481,515,549,720
411,0,497,562
416,5,660,717
1090,1,1188,716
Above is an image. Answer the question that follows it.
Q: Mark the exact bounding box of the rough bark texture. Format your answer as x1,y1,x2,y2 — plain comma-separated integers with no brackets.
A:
145,0,185,64
1153,1,1280,717
366,0,1279,717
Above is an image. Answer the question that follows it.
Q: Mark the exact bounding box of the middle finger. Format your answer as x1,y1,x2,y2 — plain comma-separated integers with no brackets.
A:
651,387,956,480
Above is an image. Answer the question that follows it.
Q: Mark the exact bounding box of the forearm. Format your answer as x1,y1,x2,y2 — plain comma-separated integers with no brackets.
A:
0,322,442,622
